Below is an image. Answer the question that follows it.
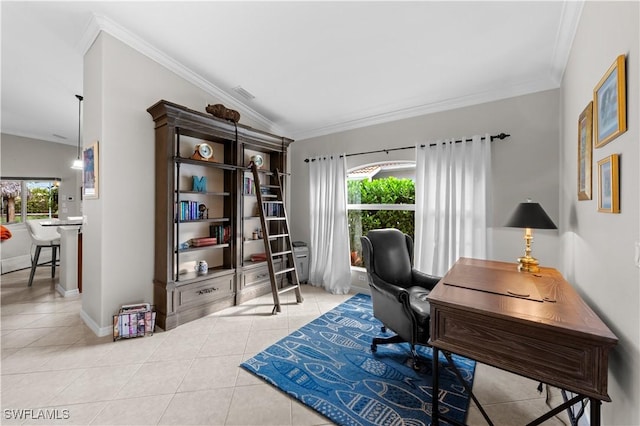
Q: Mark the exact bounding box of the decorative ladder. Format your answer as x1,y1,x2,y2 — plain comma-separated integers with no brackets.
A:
249,163,304,314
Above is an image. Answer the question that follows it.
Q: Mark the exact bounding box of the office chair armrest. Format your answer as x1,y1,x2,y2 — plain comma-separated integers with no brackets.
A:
411,269,441,290
369,274,411,304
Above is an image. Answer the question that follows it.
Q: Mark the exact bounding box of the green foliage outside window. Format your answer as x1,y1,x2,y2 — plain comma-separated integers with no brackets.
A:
1,182,58,224
26,187,59,218
348,177,415,266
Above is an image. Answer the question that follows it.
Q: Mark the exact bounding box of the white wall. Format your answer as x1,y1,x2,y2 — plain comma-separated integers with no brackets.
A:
289,89,561,275
81,32,269,334
560,2,640,425
0,134,81,272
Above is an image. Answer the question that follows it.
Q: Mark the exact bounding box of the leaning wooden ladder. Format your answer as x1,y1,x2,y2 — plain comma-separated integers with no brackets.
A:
250,163,304,314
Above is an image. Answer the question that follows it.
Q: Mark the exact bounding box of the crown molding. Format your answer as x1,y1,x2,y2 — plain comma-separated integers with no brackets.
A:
549,0,584,85
76,14,282,136
292,78,558,141
293,2,583,142
75,8,581,144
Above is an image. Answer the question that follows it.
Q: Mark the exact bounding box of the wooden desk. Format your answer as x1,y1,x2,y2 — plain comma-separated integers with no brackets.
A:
428,257,617,426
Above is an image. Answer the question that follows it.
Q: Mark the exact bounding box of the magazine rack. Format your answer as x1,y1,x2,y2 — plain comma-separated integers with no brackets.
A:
113,303,156,341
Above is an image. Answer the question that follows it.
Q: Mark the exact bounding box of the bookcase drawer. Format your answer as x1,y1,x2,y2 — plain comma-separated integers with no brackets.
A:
243,267,271,287
177,275,233,308
242,263,286,288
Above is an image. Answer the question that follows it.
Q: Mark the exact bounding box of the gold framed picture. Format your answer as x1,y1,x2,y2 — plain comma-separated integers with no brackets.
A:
577,102,593,200
597,154,619,213
593,55,626,148
82,141,99,199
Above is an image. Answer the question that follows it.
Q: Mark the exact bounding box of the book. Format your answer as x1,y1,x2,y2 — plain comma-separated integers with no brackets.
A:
190,237,217,247
113,316,119,339
129,313,136,337
137,313,145,336
251,253,267,262
121,314,130,337
145,311,152,335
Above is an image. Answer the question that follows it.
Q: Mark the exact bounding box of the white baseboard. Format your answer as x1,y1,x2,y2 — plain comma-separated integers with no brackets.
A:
55,284,79,298
1,254,32,274
80,309,112,338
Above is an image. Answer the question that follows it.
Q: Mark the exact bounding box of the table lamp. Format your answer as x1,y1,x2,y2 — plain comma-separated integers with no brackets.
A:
505,199,557,273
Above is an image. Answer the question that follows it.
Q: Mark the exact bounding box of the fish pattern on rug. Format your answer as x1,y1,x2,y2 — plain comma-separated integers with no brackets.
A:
241,293,475,426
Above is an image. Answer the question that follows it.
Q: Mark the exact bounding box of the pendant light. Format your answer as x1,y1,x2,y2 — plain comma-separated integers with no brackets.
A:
71,94,84,170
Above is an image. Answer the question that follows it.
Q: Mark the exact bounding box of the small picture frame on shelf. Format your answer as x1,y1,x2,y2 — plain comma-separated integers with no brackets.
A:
597,154,620,213
577,102,593,200
594,55,626,148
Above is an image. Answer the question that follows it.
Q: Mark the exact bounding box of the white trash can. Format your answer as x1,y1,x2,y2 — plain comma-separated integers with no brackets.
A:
292,241,309,283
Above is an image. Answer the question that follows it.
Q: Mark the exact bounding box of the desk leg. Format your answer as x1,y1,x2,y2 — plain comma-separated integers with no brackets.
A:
432,346,440,426
590,398,601,426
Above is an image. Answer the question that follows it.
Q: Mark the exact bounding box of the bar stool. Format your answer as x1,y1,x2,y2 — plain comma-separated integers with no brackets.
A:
25,220,60,287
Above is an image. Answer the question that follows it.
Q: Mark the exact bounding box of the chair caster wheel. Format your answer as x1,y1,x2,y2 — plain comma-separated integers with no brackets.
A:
412,360,420,371
371,344,377,352
381,326,386,333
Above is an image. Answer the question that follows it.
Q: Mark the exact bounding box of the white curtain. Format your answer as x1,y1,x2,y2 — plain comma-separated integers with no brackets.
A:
308,154,351,294
414,134,492,276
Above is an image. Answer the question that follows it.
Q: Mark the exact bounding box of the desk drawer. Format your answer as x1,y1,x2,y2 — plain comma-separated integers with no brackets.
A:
430,306,611,401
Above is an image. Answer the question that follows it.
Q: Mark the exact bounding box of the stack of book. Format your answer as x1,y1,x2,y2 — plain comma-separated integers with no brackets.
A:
178,200,203,221
113,303,156,341
190,237,217,247
262,202,282,217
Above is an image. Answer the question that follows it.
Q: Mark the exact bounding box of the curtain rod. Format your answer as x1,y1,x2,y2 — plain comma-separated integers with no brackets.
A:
303,132,510,163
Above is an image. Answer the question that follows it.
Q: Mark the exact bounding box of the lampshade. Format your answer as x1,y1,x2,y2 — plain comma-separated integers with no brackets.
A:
71,159,83,170
505,200,556,273
505,201,557,230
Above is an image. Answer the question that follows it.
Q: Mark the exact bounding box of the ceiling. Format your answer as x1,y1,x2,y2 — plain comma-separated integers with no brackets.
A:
1,1,583,146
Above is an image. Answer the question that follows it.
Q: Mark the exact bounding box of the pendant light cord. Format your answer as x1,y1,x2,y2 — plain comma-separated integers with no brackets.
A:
76,95,83,159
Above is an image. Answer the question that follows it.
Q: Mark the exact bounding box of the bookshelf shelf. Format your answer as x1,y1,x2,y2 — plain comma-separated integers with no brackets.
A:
176,243,230,254
176,217,230,224
177,190,231,196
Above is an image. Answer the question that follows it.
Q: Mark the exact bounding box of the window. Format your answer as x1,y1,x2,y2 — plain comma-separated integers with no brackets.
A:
347,162,415,267
1,179,59,224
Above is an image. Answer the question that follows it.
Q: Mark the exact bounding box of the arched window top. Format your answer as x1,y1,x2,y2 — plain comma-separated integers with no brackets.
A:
347,161,415,181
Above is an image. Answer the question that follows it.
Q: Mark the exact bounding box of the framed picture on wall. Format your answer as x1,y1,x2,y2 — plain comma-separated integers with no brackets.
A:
593,55,626,148
82,141,99,199
597,154,619,213
577,102,593,200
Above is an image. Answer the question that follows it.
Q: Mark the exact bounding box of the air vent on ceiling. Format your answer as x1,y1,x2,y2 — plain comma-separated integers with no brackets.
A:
231,85,256,101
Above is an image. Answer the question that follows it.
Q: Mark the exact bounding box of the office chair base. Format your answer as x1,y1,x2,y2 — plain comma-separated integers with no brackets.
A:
371,333,406,353
371,334,425,370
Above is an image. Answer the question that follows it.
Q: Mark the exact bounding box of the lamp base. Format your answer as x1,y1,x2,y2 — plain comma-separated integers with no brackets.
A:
516,256,540,273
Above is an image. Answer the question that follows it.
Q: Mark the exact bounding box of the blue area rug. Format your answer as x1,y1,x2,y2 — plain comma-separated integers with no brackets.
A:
241,293,475,426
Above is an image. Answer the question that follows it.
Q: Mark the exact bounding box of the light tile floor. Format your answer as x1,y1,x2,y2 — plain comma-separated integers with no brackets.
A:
1,268,572,425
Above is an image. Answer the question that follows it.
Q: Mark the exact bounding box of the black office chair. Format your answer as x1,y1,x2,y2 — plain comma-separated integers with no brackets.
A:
361,228,441,368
